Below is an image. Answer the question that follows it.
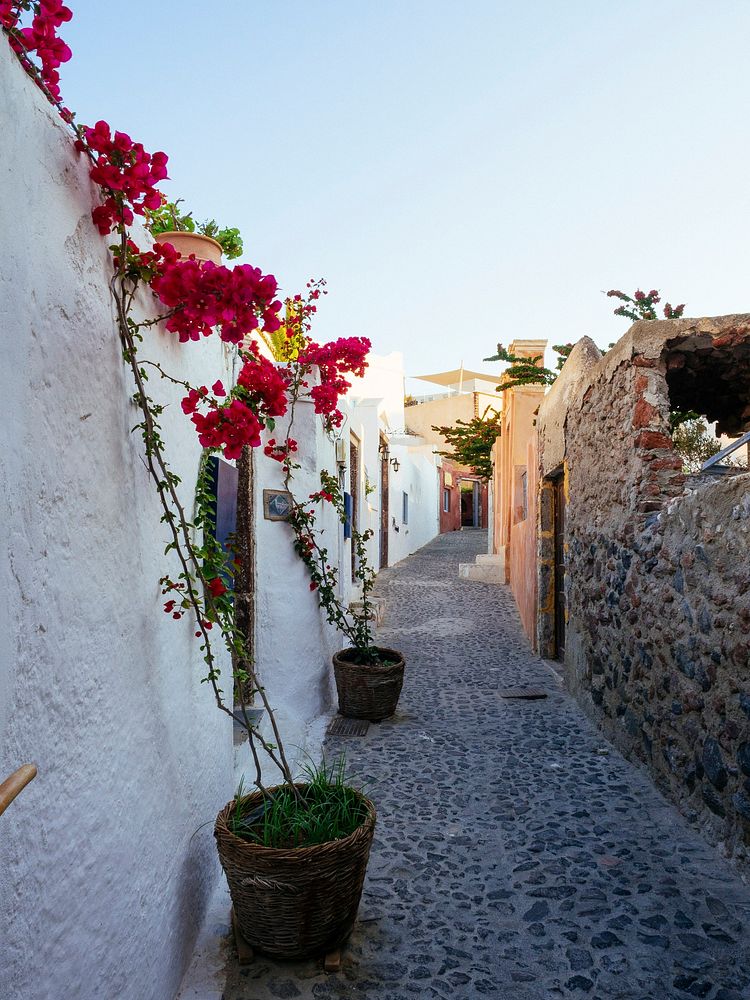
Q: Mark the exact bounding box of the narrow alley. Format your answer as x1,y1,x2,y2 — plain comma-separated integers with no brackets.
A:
222,532,750,1000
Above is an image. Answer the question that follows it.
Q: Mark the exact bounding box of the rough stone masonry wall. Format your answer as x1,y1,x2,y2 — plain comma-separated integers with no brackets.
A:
556,317,750,868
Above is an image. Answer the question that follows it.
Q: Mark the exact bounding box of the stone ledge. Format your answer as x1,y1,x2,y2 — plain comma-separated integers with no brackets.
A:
459,562,504,584
476,553,505,566
349,597,386,625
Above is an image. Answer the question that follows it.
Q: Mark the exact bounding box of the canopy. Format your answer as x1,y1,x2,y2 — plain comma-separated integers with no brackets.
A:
412,368,499,388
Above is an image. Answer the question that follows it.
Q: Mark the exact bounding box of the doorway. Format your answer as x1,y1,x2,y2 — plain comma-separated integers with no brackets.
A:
552,474,566,659
460,480,480,528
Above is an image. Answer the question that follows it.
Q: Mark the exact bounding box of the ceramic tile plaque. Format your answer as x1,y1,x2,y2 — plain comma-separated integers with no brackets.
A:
263,489,293,521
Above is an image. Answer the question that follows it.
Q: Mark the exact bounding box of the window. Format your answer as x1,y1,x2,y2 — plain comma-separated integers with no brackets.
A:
206,455,238,590
402,491,409,524
521,471,528,520
443,488,450,512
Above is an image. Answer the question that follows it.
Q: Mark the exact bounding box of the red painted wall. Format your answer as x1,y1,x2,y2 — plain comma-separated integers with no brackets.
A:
439,461,488,533
439,462,461,532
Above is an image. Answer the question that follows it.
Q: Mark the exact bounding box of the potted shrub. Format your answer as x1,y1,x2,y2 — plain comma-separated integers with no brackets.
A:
284,469,406,722
214,761,375,959
146,198,244,264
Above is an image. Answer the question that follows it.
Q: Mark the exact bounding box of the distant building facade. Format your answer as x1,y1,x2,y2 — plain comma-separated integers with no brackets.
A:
405,367,500,533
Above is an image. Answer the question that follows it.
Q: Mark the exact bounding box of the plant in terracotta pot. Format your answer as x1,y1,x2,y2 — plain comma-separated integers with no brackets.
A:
146,197,244,264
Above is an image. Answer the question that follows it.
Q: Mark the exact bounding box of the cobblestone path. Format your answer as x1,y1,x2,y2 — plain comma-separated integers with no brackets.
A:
223,531,750,1000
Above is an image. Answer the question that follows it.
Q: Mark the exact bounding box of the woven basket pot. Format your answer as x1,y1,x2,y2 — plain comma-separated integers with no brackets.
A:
333,647,405,721
214,784,376,960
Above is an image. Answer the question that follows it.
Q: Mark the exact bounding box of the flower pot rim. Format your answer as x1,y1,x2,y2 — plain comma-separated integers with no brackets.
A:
153,230,223,253
215,782,376,857
333,646,405,671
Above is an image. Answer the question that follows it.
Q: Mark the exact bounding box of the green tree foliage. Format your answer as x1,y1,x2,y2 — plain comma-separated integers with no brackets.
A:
483,343,573,392
147,198,244,259
433,344,573,478
432,407,503,480
671,418,721,473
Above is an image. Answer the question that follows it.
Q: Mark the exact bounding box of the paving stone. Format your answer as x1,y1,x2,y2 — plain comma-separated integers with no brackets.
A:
565,975,594,992
221,532,750,1000
567,946,593,971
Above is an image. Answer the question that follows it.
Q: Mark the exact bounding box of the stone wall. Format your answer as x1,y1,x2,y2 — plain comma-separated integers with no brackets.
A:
540,316,750,867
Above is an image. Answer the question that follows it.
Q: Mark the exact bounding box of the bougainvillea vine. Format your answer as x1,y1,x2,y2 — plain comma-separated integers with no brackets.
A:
2,2,378,794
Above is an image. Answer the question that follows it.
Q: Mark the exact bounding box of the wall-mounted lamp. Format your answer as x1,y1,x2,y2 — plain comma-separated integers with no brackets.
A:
389,457,400,472
378,440,389,458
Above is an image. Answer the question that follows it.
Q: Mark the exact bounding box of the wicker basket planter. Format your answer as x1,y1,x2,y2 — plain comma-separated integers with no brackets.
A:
214,784,376,960
333,646,405,721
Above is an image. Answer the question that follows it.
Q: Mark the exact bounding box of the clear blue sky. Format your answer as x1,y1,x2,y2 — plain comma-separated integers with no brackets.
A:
60,1,750,378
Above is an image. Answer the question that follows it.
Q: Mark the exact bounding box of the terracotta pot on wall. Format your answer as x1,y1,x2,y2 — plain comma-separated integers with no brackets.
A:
154,231,223,265
332,646,405,722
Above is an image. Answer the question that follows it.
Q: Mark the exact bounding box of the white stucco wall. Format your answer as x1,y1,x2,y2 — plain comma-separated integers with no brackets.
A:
347,356,441,569
1,42,444,1000
386,438,441,564
0,45,233,1000
251,398,350,779
345,399,383,572
350,351,406,431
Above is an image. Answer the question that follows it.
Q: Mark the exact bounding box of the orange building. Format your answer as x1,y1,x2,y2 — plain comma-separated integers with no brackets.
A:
489,340,547,645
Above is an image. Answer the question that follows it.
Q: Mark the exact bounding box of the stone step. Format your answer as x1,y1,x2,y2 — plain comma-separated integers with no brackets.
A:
458,562,505,584
476,553,505,566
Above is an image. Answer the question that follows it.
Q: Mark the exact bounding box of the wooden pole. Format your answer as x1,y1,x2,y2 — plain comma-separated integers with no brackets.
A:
0,764,37,817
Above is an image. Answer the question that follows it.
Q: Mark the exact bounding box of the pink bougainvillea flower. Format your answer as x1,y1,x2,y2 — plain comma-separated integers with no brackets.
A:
77,121,170,234
180,387,208,415
150,258,281,345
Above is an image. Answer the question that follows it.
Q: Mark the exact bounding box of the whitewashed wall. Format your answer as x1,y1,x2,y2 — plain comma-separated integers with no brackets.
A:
252,398,350,778
0,46,234,1000
0,42,441,1000
346,398,384,574
386,437,441,564
347,356,441,569
351,352,407,430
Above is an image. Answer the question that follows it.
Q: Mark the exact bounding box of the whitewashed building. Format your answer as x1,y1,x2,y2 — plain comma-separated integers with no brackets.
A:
0,40,444,1000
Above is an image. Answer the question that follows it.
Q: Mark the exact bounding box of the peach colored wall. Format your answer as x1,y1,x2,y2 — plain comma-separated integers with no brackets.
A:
490,383,545,645
490,437,503,555
509,433,539,649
